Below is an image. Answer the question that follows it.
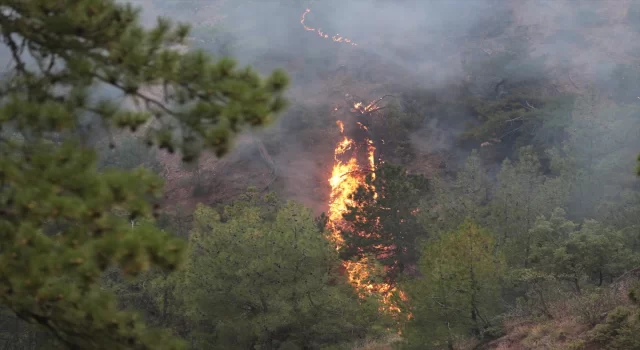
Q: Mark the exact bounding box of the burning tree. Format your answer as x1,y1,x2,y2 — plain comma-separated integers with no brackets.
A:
340,164,428,283
324,93,422,316
326,94,393,249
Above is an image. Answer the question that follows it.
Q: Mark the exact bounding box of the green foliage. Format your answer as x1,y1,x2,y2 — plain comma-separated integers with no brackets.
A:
1,0,288,160
402,83,640,346
529,210,639,293
421,150,491,234
584,285,640,349
403,221,505,349
569,288,622,327
0,140,185,349
340,163,429,282
506,268,558,319
491,146,566,265
549,90,640,218
374,102,419,164
503,208,639,327
179,190,386,349
3,1,640,349
590,306,640,349
0,0,288,348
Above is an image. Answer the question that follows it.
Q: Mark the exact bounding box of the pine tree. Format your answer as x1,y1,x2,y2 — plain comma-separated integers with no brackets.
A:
0,1,288,349
528,209,639,292
404,220,504,349
340,163,429,282
180,191,384,348
491,146,565,265
422,150,491,235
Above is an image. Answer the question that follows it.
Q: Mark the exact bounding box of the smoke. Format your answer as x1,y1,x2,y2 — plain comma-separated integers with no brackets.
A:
0,0,635,215
118,0,640,214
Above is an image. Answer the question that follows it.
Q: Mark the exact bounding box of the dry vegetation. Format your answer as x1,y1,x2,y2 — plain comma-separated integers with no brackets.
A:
473,272,640,350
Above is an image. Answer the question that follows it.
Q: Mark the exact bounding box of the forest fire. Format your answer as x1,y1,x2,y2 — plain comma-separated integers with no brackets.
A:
327,98,405,316
301,9,358,46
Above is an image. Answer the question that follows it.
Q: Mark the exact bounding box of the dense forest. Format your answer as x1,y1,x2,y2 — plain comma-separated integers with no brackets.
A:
3,0,640,349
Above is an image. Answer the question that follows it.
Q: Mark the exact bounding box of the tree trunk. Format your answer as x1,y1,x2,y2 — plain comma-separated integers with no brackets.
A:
536,287,553,319
471,308,480,337
598,270,603,286
574,278,582,295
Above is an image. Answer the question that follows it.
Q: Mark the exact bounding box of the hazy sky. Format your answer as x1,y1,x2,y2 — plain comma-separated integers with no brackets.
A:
118,0,640,211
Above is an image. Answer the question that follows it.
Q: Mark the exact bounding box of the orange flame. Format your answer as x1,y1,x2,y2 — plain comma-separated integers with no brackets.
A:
351,100,381,114
301,9,358,46
327,104,406,317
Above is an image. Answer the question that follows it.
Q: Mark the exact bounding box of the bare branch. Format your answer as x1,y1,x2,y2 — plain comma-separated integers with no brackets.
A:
525,100,536,110
368,94,396,109
568,74,579,90
364,106,386,114
500,125,525,140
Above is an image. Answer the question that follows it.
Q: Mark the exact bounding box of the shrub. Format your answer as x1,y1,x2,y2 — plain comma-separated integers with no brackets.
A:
569,288,622,326
589,306,640,349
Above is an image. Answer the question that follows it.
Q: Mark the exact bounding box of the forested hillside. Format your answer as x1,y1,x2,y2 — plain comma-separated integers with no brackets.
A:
3,0,640,349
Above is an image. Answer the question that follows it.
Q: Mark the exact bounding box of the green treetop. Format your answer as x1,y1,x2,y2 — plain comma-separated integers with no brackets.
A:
0,1,288,349
179,191,385,349
528,209,640,293
421,150,491,235
404,220,504,349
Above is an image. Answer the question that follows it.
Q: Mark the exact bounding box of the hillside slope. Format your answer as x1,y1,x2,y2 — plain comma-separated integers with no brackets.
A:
481,270,640,350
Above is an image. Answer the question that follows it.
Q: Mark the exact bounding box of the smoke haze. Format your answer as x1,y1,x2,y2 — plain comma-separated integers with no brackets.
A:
122,0,640,213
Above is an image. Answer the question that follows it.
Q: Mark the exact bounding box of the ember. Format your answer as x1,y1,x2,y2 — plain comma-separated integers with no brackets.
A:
301,9,358,46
